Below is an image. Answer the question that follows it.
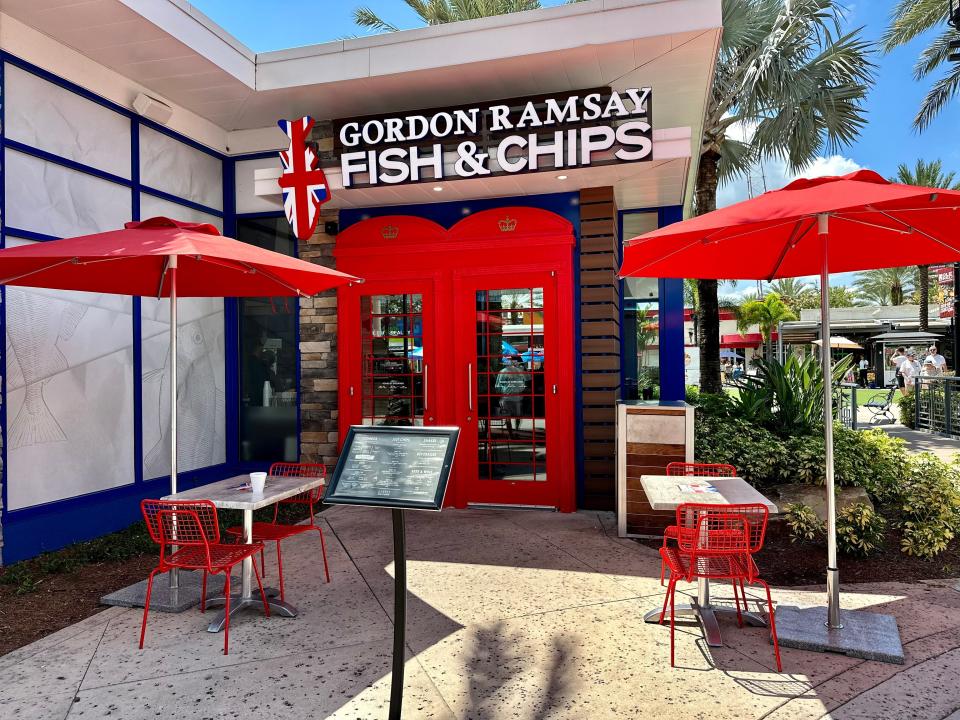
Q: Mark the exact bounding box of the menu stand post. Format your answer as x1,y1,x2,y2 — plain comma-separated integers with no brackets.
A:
390,508,407,720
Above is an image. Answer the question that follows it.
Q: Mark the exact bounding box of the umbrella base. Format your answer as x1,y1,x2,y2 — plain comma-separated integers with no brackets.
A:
101,570,221,613
775,606,904,664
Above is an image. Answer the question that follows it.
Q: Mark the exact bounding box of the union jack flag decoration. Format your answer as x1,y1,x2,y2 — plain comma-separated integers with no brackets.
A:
278,116,331,240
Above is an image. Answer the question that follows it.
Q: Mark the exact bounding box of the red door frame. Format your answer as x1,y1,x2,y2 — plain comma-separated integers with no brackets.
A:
335,208,576,511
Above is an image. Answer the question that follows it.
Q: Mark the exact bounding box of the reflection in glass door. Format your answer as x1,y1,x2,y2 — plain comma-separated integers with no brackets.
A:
360,294,425,426
476,287,547,484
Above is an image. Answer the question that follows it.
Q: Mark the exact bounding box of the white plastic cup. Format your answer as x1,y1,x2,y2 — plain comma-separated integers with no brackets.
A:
249,472,267,494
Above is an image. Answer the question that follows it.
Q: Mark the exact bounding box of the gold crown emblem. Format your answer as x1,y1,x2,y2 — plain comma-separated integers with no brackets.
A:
498,216,517,232
381,224,399,239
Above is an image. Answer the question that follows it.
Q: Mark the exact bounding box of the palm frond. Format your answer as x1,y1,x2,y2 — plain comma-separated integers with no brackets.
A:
914,62,960,132
353,6,400,32
881,0,946,52
913,28,960,79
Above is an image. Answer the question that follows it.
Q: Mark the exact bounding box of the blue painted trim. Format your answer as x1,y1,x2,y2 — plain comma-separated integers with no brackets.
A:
0,54,237,561
0,463,258,563
657,205,685,401
222,159,240,468
4,138,132,187
1,57,7,536
0,52,226,162
140,185,224,218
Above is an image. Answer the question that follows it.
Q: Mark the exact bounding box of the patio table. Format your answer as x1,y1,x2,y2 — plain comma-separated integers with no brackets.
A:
163,473,325,633
639,475,778,647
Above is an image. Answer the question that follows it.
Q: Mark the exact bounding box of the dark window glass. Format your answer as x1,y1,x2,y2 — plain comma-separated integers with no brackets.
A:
237,217,298,461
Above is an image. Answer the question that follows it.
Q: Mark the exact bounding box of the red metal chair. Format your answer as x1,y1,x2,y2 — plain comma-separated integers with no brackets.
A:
227,462,330,602
658,503,781,671
660,462,737,585
139,499,270,655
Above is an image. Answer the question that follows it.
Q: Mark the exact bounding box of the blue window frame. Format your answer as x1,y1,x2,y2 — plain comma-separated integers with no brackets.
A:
0,52,266,562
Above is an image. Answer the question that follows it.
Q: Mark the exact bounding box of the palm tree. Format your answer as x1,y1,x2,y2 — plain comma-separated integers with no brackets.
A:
354,0,580,31
890,160,960,330
694,0,874,393
765,277,814,311
736,292,797,361
853,267,916,306
854,286,892,307
882,1,960,131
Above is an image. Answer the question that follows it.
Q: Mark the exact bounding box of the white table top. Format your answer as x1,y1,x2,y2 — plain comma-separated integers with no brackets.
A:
162,474,324,511
640,475,778,514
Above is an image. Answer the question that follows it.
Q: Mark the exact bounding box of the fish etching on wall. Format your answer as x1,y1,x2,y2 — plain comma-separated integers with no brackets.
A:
144,319,221,478
6,289,88,450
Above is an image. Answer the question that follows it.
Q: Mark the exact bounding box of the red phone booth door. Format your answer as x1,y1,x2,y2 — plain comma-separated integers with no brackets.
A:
336,210,576,511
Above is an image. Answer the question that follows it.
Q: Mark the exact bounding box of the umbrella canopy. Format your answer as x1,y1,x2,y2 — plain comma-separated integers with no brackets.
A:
621,170,960,280
0,217,358,296
720,349,743,359
812,336,863,350
620,169,960,638
869,330,942,342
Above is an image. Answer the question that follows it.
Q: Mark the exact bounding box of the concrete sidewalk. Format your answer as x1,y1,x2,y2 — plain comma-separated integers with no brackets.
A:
4,506,960,719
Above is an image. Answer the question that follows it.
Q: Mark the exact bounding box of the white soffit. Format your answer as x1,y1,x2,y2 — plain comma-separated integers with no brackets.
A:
0,0,721,132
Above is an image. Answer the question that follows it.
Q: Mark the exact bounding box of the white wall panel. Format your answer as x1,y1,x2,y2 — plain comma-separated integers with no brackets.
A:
5,242,135,509
139,126,223,211
4,63,131,179
140,193,223,232
235,156,283,214
4,149,130,237
140,298,226,479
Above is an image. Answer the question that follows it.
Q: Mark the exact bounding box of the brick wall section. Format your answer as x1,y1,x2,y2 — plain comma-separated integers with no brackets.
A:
579,187,620,510
298,210,341,469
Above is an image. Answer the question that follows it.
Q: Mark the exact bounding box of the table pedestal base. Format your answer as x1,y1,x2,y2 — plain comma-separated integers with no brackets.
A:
203,587,298,633
644,601,768,647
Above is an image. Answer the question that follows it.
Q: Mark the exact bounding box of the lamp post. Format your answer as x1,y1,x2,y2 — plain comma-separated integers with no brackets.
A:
950,0,960,62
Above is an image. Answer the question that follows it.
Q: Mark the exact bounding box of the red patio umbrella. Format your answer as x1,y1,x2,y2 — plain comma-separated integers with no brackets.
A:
0,216,359,494
621,170,960,659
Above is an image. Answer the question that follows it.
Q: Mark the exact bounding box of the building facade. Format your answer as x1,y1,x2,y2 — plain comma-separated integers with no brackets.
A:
0,0,721,562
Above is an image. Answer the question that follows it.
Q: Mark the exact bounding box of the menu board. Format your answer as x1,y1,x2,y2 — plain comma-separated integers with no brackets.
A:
324,426,460,510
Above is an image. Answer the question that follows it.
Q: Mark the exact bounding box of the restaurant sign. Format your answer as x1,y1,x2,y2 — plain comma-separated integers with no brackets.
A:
334,88,653,188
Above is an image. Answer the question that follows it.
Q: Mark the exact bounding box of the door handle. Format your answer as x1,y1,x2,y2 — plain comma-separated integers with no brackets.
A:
423,363,429,411
552,384,557,395
468,362,473,411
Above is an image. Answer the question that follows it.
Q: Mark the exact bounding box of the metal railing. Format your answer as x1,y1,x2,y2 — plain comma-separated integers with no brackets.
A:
914,376,960,438
836,383,859,430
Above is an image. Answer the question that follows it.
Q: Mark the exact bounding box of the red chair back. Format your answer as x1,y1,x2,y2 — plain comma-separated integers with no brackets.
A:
666,462,737,477
674,502,769,555
269,462,327,504
141,499,220,567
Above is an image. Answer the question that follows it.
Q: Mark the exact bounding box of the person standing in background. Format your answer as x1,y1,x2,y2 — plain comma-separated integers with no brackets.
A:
858,355,869,388
900,351,920,393
891,346,908,396
924,345,946,374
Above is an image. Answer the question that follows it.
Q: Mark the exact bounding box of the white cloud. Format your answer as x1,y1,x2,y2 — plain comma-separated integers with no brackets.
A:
717,154,863,209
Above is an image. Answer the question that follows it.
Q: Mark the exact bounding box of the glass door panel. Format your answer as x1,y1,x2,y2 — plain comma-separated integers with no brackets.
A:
476,287,547,484
360,293,425,426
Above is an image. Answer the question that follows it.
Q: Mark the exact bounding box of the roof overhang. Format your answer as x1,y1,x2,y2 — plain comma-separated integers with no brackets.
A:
1,0,722,210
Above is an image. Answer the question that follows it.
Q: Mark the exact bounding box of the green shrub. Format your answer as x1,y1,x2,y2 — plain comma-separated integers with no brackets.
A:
836,503,886,557
785,503,824,543
898,453,960,559
897,391,916,428
732,355,852,438
695,413,787,490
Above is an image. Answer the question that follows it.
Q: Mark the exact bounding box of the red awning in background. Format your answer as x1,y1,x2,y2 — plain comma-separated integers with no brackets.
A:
721,332,778,348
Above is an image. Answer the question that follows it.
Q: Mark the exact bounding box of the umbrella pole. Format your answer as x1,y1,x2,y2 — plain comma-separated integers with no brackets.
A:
168,255,179,594
818,214,842,629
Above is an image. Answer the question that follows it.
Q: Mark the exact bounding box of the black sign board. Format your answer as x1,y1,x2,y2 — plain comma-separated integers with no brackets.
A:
324,426,459,511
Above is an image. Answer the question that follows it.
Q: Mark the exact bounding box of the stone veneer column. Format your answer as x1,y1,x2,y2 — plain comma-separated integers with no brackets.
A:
297,211,341,468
